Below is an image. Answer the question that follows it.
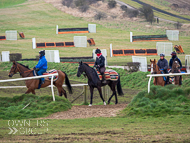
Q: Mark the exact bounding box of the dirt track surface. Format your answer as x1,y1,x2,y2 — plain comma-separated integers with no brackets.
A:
44,104,127,119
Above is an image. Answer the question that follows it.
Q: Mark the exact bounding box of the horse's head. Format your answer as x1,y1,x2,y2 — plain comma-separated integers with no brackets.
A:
8,61,19,77
150,59,157,74
77,61,85,77
172,58,180,71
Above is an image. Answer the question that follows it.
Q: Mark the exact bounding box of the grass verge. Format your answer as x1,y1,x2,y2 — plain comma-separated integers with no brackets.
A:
0,94,72,119
121,85,190,117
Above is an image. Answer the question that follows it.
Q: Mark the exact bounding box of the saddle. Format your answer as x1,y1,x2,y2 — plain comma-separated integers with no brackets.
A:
96,69,119,81
34,69,59,82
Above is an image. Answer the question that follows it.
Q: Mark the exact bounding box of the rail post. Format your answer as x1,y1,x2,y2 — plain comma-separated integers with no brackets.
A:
84,85,88,104
148,76,152,93
51,75,55,101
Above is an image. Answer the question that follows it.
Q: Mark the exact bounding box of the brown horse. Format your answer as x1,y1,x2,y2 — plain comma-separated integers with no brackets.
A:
150,59,165,86
8,61,72,97
171,58,181,86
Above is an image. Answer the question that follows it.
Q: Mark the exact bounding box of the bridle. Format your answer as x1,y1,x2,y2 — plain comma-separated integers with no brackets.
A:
10,62,33,77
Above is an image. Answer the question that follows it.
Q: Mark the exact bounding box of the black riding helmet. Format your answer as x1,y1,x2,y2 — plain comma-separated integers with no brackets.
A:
171,51,177,59
39,50,45,57
95,48,101,54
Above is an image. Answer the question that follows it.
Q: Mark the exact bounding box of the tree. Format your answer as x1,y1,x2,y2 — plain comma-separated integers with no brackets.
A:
139,5,154,24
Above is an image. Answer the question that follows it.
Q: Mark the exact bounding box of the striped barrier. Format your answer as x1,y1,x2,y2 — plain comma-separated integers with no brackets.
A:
112,49,157,56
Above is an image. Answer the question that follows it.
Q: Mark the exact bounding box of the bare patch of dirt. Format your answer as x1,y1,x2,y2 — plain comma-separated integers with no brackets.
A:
42,104,127,119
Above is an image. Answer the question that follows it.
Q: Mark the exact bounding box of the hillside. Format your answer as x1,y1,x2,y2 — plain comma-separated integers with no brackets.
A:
0,0,189,66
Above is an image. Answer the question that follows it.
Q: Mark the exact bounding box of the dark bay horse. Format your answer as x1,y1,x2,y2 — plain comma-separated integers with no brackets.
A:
150,59,165,86
8,61,72,97
171,58,181,86
77,61,123,106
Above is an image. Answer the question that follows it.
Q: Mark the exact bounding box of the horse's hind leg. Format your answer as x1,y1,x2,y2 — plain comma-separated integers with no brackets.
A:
25,88,33,94
108,84,117,104
32,90,35,95
62,88,67,98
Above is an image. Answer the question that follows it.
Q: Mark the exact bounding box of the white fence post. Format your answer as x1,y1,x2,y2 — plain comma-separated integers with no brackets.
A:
148,76,152,93
110,44,112,57
130,32,133,42
51,75,55,101
56,25,58,34
32,38,36,49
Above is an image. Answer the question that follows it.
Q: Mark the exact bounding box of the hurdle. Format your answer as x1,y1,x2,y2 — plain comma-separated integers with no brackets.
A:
112,49,157,56
56,24,96,34
0,31,25,41
130,32,169,42
32,38,75,49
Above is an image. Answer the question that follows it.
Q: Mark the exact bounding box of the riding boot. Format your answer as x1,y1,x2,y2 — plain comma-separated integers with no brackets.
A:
102,74,106,83
41,78,45,84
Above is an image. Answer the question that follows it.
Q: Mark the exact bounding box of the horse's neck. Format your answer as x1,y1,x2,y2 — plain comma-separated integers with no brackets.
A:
83,65,95,81
155,64,161,73
18,65,33,78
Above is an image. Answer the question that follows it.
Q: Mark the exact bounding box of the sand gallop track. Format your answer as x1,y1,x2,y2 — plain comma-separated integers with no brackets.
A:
44,104,127,119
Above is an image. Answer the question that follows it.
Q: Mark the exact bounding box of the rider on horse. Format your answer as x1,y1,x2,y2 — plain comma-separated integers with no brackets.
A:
169,51,182,71
94,48,106,83
33,50,47,84
169,51,182,85
157,53,169,84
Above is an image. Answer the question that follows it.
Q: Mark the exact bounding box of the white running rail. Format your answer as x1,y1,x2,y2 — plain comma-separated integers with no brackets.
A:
0,73,58,101
147,73,189,93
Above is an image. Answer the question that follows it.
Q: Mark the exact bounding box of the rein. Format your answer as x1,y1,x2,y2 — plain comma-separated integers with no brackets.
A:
14,63,34,77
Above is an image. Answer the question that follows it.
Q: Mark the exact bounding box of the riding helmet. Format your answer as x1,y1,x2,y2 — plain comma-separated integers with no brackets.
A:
171,51,176,56
39,50,45,56
95,48,101,54
160,53,165,57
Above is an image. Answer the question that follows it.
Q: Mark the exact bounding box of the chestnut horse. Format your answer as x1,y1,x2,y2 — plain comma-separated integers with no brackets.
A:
8,61,72,97
150,59,165,86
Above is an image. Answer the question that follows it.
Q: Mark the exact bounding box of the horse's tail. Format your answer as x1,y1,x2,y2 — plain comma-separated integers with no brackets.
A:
62,71,73,94
117,75,124,96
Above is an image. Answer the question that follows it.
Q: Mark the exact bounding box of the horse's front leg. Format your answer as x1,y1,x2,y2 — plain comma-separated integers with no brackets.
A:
97,86,106,105
89,86,94,106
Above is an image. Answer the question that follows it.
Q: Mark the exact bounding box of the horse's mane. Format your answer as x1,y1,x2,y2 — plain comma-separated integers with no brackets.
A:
83,63,94,69
17,62,30,69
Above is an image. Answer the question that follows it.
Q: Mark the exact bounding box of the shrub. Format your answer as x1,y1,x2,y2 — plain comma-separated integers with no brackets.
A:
123,9,139,18
120,5,127,11
94,11,107,20
79,5,89,12
62,0,73,7
75,0,86,7
139,5,154,24
108,0,117,9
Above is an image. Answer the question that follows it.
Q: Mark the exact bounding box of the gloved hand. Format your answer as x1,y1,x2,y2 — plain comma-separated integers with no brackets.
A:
33,67,36,70
97,65,100,68
160,69,163,71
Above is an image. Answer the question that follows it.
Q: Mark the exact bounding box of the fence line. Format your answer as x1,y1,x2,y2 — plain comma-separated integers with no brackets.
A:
147,73,190,93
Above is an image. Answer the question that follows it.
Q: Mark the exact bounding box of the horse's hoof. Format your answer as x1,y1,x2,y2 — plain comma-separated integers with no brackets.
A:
88,104,92,106
107,101,110,105
104,101,106,105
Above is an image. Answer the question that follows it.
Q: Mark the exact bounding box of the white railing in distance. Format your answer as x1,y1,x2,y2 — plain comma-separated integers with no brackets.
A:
147,73,189,93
